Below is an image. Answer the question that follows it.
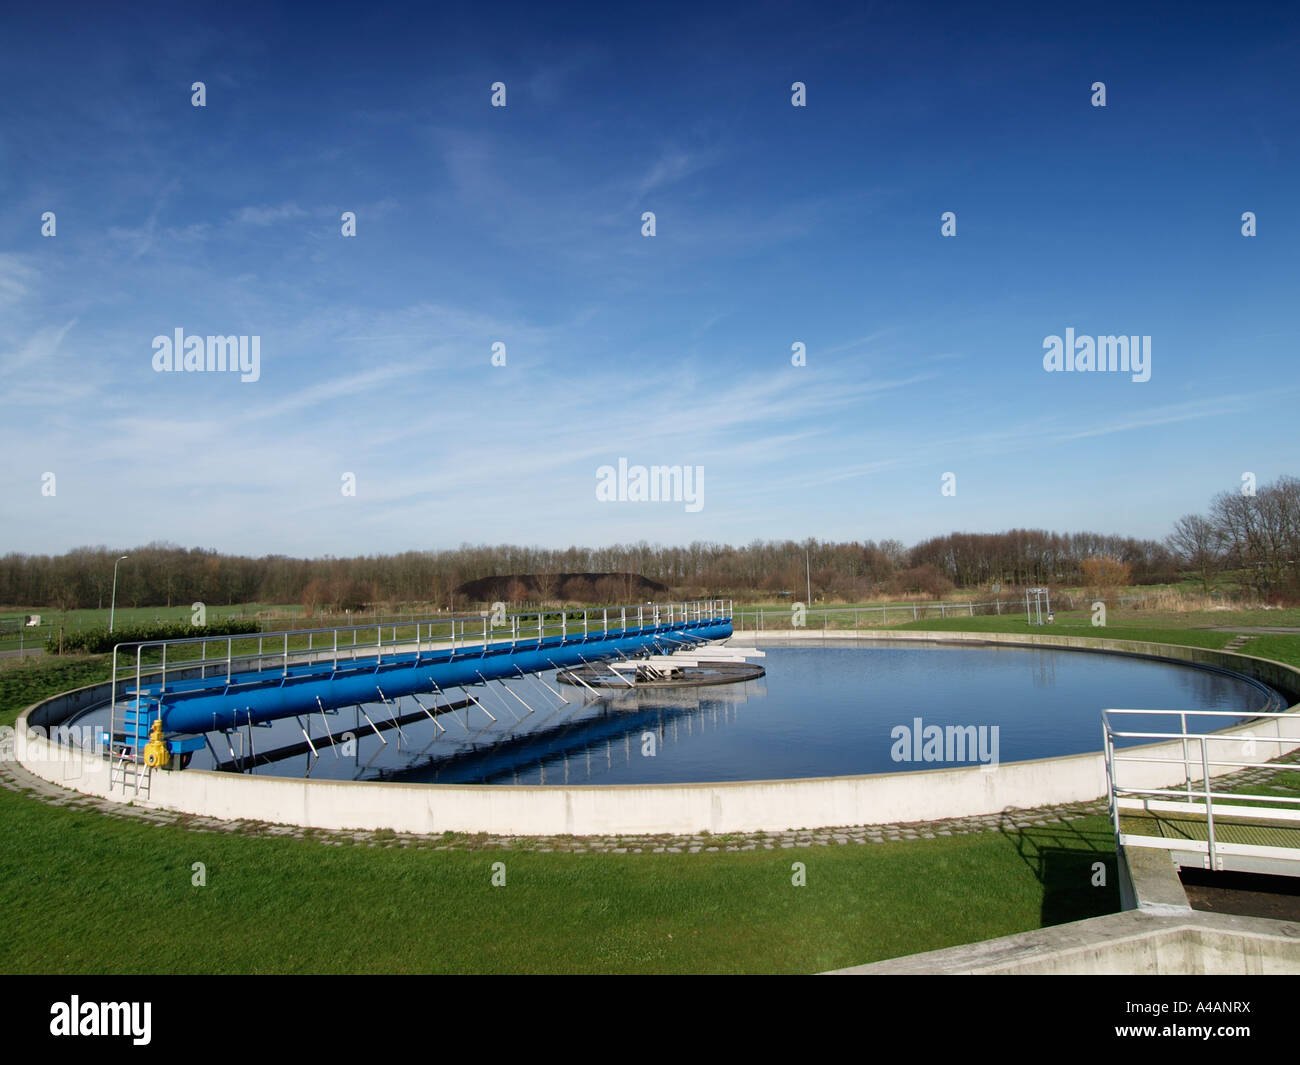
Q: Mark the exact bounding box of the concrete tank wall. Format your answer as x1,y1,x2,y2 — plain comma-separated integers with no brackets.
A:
14,631,1300,836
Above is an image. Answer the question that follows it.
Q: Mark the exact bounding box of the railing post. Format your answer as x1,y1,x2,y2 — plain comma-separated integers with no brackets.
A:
109,645,118,757
283,631,288,677
1202,737,1217,871
1102,718,1121,843
1181,712,1192,802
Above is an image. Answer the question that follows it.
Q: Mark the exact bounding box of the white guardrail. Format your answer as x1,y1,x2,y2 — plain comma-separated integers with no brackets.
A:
1103,707,1300,871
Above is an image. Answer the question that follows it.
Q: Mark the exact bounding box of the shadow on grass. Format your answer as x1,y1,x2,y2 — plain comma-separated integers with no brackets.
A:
997,812,1121,926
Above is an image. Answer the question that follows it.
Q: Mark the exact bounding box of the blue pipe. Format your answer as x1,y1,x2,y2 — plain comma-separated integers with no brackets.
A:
145,621,733,735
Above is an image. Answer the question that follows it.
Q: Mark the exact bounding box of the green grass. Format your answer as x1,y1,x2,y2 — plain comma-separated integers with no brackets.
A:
893,614,1241,648
0,788,1118,974
3,606,1296,975
891,613,1300,666
26,605,1300,974
0,604,295,653
0,655,112,722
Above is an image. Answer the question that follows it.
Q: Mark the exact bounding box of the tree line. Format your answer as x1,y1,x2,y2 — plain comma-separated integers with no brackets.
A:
1,476,1295,610
1166,475,1300,595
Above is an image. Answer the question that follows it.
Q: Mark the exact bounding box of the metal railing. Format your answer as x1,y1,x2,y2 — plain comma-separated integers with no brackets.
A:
1103,707,1300,870
732,595,1149,630
106,599,732,762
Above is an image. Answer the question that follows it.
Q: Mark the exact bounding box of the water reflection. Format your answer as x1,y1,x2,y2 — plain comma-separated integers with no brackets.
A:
69,644,1281,786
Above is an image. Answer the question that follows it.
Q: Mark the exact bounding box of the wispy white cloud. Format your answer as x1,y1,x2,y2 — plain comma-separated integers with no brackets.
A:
635,149,711,196
232,202,309,226
1,319,77,373
1052,396,1257,442
0,254,38,308
822,329,898,357
236,362,426,422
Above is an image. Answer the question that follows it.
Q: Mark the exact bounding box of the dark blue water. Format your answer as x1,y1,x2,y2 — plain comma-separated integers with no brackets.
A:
74,641,1282,784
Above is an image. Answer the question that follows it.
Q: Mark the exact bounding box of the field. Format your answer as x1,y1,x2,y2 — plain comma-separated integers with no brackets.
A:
0,604,297,654
1,606,1298,973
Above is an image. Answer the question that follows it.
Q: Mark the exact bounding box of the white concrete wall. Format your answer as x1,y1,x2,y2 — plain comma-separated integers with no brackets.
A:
14,632,1300,836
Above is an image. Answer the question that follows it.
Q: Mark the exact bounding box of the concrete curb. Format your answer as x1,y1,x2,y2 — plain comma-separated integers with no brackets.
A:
13,630,1300,837
826,908,1300,974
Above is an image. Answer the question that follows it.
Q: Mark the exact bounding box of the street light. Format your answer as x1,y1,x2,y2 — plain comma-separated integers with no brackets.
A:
109,556,128,633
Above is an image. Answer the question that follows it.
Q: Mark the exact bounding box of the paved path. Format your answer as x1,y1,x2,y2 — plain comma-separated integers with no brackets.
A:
1203,627,1300,634
0,754,1108,852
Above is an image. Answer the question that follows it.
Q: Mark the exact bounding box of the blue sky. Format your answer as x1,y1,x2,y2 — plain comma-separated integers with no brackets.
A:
2,0,1298,556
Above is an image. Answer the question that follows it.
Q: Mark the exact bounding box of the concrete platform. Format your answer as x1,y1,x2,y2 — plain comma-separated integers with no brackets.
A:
826,909,1300,974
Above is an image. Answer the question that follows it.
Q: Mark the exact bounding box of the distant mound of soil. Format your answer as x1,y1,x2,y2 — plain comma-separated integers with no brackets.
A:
454,572,669,604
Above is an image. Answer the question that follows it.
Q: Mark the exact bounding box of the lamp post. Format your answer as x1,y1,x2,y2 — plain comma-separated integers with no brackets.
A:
805,549,812,606
109,556,128,633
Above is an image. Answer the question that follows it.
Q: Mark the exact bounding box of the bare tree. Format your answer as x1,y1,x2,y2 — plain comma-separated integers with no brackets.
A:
1166,514,1222,593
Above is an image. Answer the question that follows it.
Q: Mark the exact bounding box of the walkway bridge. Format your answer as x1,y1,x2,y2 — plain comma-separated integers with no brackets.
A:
107,600,733,791
1104,707,1300,879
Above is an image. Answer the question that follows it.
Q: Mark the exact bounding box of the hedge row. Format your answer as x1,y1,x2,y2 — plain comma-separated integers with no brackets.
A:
47,619,262,655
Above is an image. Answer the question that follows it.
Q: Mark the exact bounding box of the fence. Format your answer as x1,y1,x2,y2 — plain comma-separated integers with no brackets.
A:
1103,706,1300,872
732,595,1149,631
3,593,1154,653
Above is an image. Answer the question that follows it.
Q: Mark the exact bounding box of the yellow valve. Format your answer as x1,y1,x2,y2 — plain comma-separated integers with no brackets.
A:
142,719,170,769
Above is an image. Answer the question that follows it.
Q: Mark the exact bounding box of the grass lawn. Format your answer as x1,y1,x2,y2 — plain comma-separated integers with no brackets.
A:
893,614,1243,648
0,604,296,653
0,791,1117,974
7,609,1299,974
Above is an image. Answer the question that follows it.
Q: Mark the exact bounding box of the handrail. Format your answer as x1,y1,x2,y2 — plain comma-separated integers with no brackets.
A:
109,599,733,738
1103,706,1300,871
117,598,729,652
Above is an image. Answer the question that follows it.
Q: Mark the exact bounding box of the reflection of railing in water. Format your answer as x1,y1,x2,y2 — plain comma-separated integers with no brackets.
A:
105,598,733,788
380,682,761,785
192,665,757,783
